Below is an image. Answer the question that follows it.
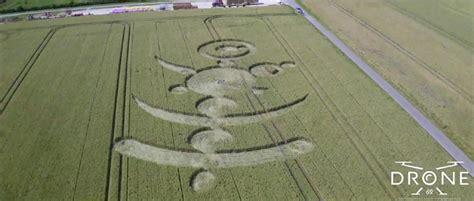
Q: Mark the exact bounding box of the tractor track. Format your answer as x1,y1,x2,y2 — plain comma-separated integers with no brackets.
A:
72,24,114,201
262,16,400,199
383,0,474,50
155,21,186,201
330,0,473,104
0,28,56,114
104,21,130,201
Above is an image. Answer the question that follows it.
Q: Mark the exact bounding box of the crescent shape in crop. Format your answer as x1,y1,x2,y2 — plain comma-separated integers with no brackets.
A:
133,94,308,127
158,58,197,75
114,138,314,169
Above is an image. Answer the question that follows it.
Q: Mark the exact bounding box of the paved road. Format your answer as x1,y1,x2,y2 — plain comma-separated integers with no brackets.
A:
283,0,473,175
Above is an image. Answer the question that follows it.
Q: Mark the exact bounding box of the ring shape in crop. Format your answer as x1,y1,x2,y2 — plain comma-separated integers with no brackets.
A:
197,39,256,60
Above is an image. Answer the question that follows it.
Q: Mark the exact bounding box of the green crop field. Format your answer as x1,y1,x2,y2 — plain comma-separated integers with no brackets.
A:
387,0,473,47
0,6,472,200
300,0,473,158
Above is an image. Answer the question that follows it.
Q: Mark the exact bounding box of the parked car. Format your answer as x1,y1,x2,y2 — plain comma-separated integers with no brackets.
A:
296,7,304,15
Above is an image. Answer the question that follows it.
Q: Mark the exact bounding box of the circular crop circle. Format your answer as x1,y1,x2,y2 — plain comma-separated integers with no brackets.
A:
186,68,256,97
190,129,233,153
191,171,216,192
198,39,256,60
197,97,237,118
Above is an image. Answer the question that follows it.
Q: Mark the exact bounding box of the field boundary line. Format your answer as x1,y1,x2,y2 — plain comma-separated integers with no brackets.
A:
285,0,474,175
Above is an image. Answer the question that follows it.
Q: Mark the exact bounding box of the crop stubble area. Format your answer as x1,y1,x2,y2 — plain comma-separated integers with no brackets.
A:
299,0,473,158
0,6,472,200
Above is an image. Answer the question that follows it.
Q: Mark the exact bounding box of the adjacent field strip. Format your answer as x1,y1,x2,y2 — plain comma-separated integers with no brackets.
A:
330,0,473,104
284,0,473,175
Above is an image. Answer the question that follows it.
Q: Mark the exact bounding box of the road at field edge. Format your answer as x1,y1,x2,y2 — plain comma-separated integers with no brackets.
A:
283,0,473,176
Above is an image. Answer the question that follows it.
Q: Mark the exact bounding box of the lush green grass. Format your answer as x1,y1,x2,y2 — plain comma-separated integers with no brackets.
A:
0,6,472,200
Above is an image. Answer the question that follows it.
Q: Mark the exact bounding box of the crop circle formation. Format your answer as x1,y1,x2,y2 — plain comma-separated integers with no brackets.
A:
186,67,257,97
